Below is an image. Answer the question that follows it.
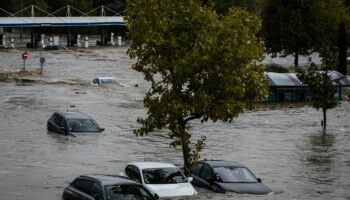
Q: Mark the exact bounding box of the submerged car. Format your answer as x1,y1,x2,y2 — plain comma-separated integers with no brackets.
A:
91,77,118,85
120,161,197,198
47,111,104,136
62,175,158,200
191,160,272,194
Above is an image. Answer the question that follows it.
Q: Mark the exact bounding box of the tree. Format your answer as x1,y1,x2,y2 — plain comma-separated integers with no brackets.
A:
337,22,347,75
262,0,347,67
214,0,263,14
126,0,268,175
297,63,337,131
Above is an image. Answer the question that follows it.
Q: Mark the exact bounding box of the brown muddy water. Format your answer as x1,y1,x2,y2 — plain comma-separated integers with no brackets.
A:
0,47,349,200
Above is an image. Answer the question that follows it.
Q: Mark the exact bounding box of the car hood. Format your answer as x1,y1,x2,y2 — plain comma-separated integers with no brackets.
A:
145,183,197,197
216,182,272,194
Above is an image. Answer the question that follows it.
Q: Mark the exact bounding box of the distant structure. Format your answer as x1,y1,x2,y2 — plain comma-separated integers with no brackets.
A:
264,71,350,102
0,5,125,47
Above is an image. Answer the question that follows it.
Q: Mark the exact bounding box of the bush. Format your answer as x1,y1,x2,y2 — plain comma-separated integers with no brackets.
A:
264,63,289,73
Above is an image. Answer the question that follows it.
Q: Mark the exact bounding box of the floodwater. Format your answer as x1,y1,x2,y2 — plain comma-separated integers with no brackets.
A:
0,47,349,200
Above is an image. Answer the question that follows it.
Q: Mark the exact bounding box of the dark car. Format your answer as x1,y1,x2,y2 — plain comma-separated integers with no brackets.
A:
47,111,104,136
62,175,158,200
191,160,272,194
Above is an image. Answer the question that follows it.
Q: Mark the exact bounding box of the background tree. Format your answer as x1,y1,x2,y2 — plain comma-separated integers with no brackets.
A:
297,63,337,131
262,0,347,67
337,23,347,75
126,0,268,175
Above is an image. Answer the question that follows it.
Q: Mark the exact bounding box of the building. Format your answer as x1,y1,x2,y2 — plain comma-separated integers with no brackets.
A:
264,71,350,102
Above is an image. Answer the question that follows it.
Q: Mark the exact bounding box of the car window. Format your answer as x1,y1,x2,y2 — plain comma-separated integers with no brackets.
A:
67,119,99,132
213,167,257,183
142,167,187,184
90,182,103,198
72,179,94,194
55,114,66,128
93,79,99,84
100,79,117,84
191,162,203,176
105,184,154,200
125,165,142,183
199,164,213,179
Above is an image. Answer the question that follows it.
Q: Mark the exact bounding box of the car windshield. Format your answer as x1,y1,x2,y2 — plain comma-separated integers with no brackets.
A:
67,119,99,132
105,184,154,200
100,79,117,84
213,167,257,183
142,167,187,184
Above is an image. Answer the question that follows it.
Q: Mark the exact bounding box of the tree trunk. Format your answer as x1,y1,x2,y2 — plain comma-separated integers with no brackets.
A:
181,142,191,176
322,108,327,131
294,52,299,68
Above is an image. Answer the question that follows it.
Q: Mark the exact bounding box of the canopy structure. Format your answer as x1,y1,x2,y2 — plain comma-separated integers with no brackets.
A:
264,71,350,87
0,16,124,27
0,5,125,27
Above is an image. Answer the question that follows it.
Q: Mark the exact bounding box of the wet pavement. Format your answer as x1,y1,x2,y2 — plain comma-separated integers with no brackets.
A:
0,47,350,200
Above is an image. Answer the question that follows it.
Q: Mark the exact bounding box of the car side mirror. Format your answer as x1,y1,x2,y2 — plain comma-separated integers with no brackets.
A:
154,193,159,200
100,128,105,132
257,178,262,183
187,177,193,182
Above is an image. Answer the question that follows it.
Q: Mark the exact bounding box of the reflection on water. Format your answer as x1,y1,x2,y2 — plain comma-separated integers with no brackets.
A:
0,48,350,200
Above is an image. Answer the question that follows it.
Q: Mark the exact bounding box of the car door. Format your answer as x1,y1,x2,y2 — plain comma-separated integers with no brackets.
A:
198,163,214,189
52,114,67,134
125,165,142,183
89,182,104,200
67,178,96,200
191,162,204,187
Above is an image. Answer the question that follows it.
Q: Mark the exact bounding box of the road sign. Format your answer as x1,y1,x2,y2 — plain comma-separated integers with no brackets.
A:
22,51,28,60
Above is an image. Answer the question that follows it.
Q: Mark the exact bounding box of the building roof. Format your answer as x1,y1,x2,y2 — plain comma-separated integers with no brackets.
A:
0,16,124,27
264,71,350,87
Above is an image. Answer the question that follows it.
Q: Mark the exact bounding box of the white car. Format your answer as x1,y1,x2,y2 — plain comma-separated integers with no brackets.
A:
119,161,197,198
91,77,118,85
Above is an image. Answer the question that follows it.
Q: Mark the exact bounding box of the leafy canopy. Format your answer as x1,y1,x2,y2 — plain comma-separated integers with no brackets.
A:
126,0,268,168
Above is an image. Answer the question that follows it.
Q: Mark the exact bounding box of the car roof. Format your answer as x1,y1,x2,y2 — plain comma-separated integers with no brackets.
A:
200,160,245,168
55,111,92,120
128,161,177,169
96,77,116,80
79,175,139,186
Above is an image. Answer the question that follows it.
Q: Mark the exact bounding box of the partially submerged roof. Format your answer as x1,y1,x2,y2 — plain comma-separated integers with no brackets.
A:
81,175,138,186
55,111,92,120
201,160,245,168
129,161,177,169
264,71,350,87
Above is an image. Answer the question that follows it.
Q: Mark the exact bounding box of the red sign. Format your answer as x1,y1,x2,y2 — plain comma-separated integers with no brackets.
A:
22,51,28,60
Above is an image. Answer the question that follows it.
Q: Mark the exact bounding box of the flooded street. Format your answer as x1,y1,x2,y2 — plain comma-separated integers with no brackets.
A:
0,47,349,200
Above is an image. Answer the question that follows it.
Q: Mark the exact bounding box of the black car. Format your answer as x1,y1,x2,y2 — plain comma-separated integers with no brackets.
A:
191,160,272,194
47,111,104,136
62,175,158,200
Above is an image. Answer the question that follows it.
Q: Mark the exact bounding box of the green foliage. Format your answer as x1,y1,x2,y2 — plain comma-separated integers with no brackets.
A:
215,0,263,14
297,63,337,130
264,63,289,73
126,0,268,173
